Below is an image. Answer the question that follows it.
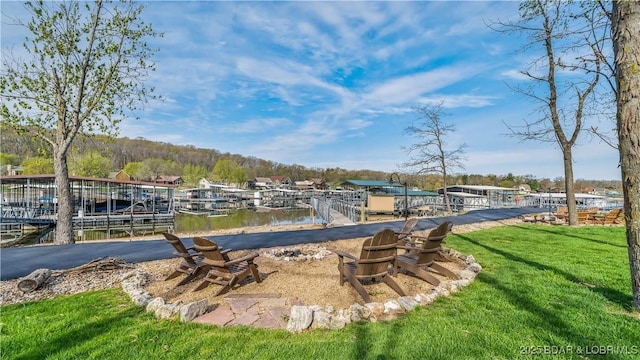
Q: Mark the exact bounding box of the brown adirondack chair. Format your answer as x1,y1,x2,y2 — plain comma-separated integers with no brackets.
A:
395,218,419,242
594,208,623,225
192,236,261,295
335,228,406,303
162,233,207,286
396,221,458,286
577,210,592,224
553,206,568,222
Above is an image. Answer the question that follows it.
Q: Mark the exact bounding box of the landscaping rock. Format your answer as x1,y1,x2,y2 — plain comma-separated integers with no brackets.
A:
146,297,165,313
397,296,419,311
287,305,313,332
155,303,180,319
349,303,371,322
365,302,384,322
180,299,209,322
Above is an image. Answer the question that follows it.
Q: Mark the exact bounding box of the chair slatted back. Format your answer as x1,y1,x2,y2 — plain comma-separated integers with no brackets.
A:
605,208,623,224
193,237,231,275
163,232,198,266
416,222,453,266
397,218,419,241
355,229,398,278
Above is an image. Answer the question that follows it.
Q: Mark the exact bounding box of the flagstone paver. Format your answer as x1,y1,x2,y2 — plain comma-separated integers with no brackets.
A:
193,293,300,329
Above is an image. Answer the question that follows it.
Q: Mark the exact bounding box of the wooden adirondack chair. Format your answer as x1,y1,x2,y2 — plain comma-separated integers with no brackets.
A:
396,221,458,286
335,228,406,303
395,218,419,242
553,206,568,222
577,210,592,224
594,208,623,225
162,233,207,286
192,236,261,296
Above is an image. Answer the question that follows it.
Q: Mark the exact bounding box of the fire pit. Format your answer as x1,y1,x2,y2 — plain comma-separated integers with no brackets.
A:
262,245,332,262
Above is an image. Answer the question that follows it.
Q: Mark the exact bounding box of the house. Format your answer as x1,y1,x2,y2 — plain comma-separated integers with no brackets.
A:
113,170,133,181
517,183,531,194
2,165,24,176
270,175,293,187
154,175,183,186
249,177,273,190
294,180,314,190
310,178,327,190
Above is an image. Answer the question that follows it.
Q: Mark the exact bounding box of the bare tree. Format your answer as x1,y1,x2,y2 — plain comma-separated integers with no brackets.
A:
403,103,466,213
490,0,607,225
1,1,160,244
612,0,640,310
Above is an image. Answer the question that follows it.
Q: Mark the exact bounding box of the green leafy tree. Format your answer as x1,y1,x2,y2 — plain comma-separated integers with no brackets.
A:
0,153,19,166
70,150,111,178
231,166,248,187
182,163,208,187
212,159,240,184
20,156,54,174
1,1,160,244
123,161,143,180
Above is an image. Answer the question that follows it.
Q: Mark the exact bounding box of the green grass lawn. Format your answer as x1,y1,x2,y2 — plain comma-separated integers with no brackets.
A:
2,225,639,359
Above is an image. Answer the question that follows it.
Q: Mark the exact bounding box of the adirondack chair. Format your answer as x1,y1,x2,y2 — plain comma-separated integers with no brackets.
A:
191,236,262,296
162,233,207,286
594,208,623,225
396,221,458,286
395,218,419,242
335,228,406,303
553,206,568,222
577,210,592,224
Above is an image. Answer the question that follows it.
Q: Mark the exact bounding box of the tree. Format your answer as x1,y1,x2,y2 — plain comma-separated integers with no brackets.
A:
403,103,466,213
212,159,242,185
70,150,111,178
182,163,208,187
490,0,607,225
1,1,159,244
230,166,248,187
20,156,54,174
612,0,640,310
123,161,143,180
138,158,180,181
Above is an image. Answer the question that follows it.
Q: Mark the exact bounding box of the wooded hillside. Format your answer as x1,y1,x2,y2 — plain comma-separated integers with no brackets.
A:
0,128,622,192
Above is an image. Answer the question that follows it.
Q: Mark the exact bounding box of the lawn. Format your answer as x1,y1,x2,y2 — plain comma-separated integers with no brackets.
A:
1,225,638,359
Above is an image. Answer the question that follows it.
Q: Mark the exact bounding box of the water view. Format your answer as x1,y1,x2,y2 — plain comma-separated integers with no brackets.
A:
67,208,325,242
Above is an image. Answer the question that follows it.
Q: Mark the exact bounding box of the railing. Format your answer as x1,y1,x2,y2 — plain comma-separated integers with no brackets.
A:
330,198,360,223
310,197,332,224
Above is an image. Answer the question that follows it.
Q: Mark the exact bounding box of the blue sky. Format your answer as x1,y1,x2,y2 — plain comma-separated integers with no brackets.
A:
2,1,621,180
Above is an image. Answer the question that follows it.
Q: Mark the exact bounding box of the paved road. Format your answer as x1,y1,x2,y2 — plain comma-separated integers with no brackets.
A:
0,207,544,280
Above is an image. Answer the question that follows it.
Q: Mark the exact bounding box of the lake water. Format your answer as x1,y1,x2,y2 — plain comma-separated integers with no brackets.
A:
174,208,325,233
66,208,325,242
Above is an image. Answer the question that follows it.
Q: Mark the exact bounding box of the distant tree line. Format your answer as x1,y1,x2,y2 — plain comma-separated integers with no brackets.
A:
0,127,621,192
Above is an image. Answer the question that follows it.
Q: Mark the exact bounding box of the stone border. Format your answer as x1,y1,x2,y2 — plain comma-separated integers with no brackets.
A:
120,248,482,332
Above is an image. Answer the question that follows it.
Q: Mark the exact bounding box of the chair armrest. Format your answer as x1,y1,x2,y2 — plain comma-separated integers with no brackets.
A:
397,245,419,252
334,249,357,260
226,252,259,265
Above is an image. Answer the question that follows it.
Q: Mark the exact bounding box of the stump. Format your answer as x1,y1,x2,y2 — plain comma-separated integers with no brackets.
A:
17,268,52,293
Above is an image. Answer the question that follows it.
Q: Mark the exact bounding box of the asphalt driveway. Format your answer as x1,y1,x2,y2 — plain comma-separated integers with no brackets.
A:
0,207,543,280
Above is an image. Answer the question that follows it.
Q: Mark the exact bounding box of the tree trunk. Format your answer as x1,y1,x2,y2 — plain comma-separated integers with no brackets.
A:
563,149,578,226
442,171,452,213
612,1,640,311
54,149,75,245
17,269,51,293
